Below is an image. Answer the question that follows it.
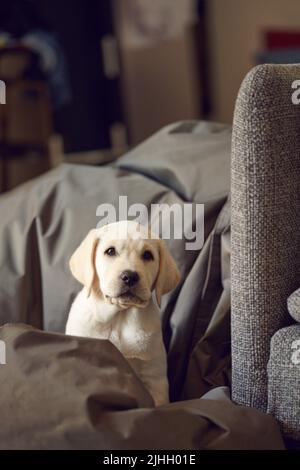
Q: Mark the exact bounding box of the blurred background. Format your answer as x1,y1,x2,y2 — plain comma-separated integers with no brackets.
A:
0,0,300,192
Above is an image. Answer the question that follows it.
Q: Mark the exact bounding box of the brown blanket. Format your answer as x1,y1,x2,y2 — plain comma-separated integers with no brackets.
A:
0,324,284,449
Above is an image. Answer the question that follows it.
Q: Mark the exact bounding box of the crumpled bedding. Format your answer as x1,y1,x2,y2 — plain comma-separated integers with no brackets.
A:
0,121,284,449
0,324,283,450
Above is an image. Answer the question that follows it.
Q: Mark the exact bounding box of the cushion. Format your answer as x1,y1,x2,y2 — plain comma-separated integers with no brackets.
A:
288,288,300,322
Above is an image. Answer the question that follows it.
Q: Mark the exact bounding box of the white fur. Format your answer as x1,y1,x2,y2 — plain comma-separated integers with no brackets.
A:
66,289,169,405
65,221,180,406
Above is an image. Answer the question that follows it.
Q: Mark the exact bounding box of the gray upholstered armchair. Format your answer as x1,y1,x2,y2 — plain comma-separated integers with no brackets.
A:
231,64,300,443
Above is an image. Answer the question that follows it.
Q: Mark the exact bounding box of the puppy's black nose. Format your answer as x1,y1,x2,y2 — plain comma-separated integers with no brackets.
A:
120,270,139,287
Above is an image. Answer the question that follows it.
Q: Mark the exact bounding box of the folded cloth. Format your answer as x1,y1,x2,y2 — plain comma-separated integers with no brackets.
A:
287,288,300,322
0,323,285,450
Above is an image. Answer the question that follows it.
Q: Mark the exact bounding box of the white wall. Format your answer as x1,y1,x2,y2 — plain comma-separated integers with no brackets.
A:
208,0,300,123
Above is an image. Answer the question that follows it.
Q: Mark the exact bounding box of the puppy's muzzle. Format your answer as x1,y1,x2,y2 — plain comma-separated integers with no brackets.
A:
120,270,139,287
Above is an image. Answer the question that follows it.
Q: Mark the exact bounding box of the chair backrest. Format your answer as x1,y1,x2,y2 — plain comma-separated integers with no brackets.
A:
231,64,300,411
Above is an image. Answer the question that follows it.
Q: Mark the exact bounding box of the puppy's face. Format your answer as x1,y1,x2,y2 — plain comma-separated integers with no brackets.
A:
95,233,159,308
69,221,180,310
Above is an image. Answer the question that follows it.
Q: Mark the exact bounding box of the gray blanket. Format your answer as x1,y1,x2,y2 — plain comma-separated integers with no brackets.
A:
0,121,284,449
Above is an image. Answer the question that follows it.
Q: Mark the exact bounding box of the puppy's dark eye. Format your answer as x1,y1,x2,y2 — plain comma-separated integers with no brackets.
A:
105,247,116,256
142,250,154,261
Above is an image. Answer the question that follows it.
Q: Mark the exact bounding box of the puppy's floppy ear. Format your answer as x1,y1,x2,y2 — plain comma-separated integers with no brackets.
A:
155,240,180,307
69,229,99,297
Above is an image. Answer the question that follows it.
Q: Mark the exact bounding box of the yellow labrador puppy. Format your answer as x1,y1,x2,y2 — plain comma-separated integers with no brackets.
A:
66,220,180,406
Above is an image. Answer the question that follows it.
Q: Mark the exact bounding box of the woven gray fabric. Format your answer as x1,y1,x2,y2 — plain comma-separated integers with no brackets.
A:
288,288,300,322
267,325,300,440
231,64,300,412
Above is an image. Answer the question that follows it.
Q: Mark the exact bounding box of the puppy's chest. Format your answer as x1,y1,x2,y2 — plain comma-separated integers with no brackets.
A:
109,318,153,359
